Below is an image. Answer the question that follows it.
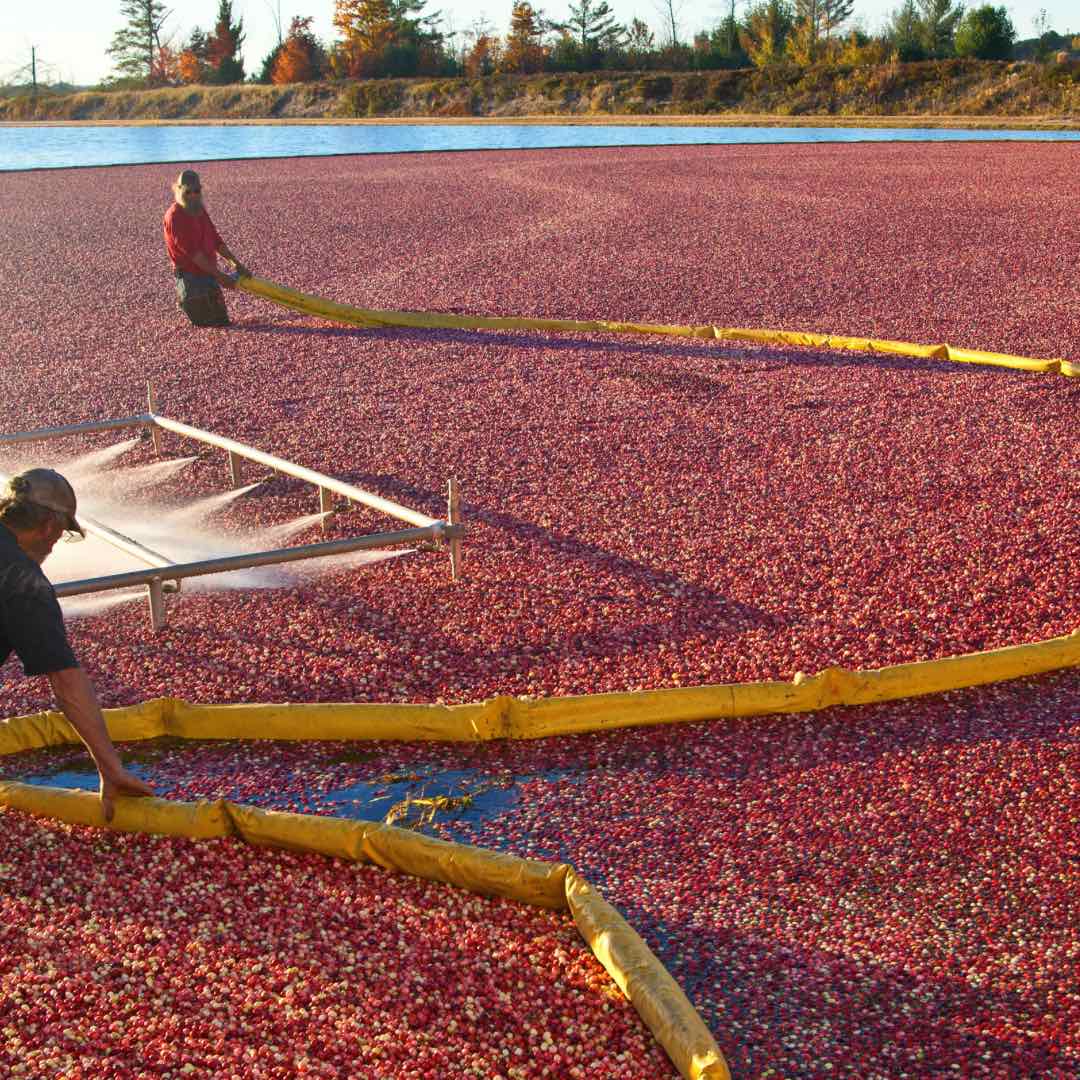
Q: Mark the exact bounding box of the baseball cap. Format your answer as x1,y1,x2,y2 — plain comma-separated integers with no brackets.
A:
7,468,85,537
177,169,201,191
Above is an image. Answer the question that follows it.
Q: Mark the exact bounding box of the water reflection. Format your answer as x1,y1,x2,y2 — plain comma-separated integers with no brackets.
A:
5,122,1080,172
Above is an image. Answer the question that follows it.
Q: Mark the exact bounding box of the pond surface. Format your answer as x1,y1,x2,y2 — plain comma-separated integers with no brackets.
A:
5,121,1080,171
7,736,589,835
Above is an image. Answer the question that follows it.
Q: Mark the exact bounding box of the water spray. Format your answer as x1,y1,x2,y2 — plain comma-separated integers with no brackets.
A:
0,389,465,631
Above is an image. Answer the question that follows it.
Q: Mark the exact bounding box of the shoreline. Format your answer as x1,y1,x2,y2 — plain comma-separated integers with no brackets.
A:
4,113,1080,130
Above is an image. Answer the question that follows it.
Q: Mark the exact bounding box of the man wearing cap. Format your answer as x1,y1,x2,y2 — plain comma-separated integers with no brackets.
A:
0,469,153,822
163,169,247,327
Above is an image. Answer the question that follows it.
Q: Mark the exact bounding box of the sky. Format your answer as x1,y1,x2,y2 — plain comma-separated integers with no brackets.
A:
1,0,1075,88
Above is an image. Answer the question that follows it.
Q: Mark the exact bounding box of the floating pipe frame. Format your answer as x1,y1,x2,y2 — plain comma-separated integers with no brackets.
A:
0,411,464,630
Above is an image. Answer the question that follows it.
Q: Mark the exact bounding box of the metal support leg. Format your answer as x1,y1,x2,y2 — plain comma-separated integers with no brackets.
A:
147,577,166,632
320,486,334,534
228,450,243,487
447,477,462,581
146,383,162,456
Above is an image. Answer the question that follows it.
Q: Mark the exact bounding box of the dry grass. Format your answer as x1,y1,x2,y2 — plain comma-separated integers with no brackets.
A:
3,60,1079,125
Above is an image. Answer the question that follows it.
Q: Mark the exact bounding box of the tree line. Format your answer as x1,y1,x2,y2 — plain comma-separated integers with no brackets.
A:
106,0,1077,88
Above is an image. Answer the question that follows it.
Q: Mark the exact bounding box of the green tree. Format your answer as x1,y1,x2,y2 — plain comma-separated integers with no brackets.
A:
554,0,625,65
741,0,794,67
626,15,656,64
821,0,854,43
886,0,927,60
107,0,172,82
917,0,964,57
256,41,285,83
692,19,749,69
206,0,246,83
954,4,1014,58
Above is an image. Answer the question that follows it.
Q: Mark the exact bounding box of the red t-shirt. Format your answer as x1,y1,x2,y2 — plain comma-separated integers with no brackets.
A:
163,203,223,275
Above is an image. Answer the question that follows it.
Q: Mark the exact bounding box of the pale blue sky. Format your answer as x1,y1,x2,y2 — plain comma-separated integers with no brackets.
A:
2,0,1075,87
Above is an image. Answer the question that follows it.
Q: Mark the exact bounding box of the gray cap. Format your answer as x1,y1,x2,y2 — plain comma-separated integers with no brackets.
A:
176,169,200,190
7,468,85,536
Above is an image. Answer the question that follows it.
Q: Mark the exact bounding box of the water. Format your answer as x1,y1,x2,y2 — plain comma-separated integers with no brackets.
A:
60,437,140,477
4,122,1080,172
11,742,578,834
0,443,407,615
122,456,198,490
166,482,261,523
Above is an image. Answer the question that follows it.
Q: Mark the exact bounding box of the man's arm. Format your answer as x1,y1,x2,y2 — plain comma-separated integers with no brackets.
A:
191,249,238,290
216,241,248,277
47,666,154,822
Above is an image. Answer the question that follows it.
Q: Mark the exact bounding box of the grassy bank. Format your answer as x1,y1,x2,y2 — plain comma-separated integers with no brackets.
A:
3,58,1080,124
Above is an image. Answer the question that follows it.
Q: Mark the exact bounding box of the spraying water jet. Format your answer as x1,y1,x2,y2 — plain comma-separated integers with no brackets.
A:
0,395,466,631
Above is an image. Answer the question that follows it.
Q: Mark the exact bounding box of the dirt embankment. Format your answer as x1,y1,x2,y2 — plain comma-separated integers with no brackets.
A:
3,58,1080,123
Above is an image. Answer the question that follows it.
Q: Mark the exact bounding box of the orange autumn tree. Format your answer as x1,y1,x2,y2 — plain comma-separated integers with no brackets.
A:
271,16,323,83
501,2,546,72
149,43,181,85
465,32,502,75
333,0,447,77
177,28,208,84
204,0,246,82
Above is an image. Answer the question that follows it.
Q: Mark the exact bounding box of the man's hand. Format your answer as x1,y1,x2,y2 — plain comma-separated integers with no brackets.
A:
48,667,156,824
99,765,154,824
218,272,238,290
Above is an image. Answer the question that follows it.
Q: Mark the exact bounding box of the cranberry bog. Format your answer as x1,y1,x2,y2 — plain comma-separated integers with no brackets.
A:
1,142,1078,1077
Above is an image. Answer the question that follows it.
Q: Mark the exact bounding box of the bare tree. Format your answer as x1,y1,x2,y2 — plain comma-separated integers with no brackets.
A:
653,0,685,46
264,0,285,46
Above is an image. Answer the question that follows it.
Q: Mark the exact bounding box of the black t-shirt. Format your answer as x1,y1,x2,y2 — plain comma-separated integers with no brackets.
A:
0,523,78,677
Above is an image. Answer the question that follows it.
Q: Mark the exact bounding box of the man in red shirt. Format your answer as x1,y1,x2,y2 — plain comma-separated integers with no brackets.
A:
163,169,247,327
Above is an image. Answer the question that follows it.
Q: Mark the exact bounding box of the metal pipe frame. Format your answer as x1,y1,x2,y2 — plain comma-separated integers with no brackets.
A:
2,411,465,627
0,415,152,444
0,412,437,530
149,414,438,529
76,514,182,593
54,524,458,598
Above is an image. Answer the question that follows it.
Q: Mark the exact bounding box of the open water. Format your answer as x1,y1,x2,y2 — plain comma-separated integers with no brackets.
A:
4,121,1080,172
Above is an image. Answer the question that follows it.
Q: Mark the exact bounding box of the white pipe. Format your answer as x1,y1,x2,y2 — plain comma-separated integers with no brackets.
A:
0,415,152,444
53,523,458,598
77,514,174,571
150,414,438,529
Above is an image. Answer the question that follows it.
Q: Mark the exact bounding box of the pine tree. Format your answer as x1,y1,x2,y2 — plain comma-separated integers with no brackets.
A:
887,0,926,60
917,0,964,57
554,0,624,60
626,15,655,64
206,0,246,83
740,0,794,67
502,2,546,72
334,0,442,75
107,0,172,82
335,0,397,54
790,0,824,63
821,0,854,42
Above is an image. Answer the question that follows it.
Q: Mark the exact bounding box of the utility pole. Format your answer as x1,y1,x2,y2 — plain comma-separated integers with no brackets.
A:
31,46,37,98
